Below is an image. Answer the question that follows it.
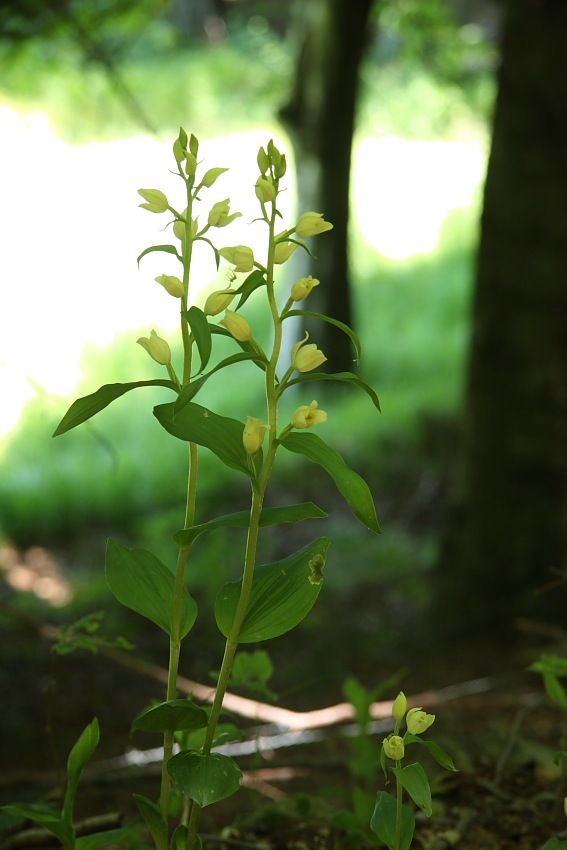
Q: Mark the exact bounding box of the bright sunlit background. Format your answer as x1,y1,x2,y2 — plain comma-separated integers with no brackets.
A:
0,104,485,440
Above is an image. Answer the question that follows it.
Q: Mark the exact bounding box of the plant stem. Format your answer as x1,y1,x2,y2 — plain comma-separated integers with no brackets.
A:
395,766,403,850
160,176,198,825
185,182,282,850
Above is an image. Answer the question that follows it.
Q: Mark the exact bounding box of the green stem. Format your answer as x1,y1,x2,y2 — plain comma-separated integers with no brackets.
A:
160,175,198,828
395,764,403,850
185,189,283,850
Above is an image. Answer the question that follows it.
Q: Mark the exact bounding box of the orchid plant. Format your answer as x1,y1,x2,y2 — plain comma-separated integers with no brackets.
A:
2,131,381,850
372,692,457,850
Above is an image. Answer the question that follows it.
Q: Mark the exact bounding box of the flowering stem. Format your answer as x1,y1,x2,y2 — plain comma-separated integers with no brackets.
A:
395,763,403,850
185,192,282,850
160,175,199,826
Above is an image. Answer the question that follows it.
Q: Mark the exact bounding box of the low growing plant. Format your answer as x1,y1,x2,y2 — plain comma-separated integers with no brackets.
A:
3,131,381,849
371,692,457,850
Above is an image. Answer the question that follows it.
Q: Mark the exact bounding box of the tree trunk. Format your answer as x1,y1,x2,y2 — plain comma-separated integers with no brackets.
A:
280,0,374,372
436,0,567,640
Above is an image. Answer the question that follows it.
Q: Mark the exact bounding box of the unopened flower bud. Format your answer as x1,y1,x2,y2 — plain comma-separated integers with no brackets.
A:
173,219,185,241
392,692,407,723
243,416,267,454
219,245,254,273
274,241,298,264
255,177,276,204
295,211,334,238
291,400,328,429
155,274,184,298
383,735,405,761
137,330,171,365
220,309,252,342
257,146,270,174
138,188,169,213
185,152,197,178
201,167,228,188
204,287,236,316
406,708,435,735
291,334,327,373
291,275,320,302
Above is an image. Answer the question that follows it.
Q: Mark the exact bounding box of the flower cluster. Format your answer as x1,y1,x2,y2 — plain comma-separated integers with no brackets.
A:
382,691,435,762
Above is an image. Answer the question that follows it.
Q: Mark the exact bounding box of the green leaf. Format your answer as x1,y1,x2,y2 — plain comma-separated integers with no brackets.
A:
174,352,266,414
137,243,181,265
53,380,177,437
132,699,208,734
105,540,198,637
282,371,380,411
171,824,194,850
231,650,275,698
75,829,132,850
215,537,329,642
283,308,362,364
235,270,267,309
173,502,327,548
133,794,168,850
2,805,73,849
167,752,242,807
185,306,212,373
63,718,100,827
280,432,380,533
529,654,567,678
370,791,414,850
154,401,257,477
404,734,459,771
543,672,567,710
392,762,432,816
541,841,567,850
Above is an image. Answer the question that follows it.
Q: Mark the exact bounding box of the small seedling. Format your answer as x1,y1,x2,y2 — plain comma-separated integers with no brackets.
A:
371,692,457,850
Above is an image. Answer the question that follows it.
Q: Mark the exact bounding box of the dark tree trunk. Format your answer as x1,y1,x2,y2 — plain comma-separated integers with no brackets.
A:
435,0,567,640
280,0,374,372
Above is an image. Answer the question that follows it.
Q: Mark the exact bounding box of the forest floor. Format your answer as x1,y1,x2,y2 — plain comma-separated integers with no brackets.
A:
1,581,566,850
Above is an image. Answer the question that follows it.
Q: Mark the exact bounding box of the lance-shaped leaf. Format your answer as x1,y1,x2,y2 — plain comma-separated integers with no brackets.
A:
234,269,267,309
167,752,242,807
281,371,380,412
132,699,208,734
174,352,267,415
75,829,132,850
392,762,432,816
133,795,168,850
154,401,258,477
64,718,100,826
53,380,177,437
280,432,380,533
215,537,329,642
404,734,458,771
184,306,212,373
174,502,327,548
1,805,73,849
105,540,198,637
284,308,362,364
137,243,181,266
370,791,414,850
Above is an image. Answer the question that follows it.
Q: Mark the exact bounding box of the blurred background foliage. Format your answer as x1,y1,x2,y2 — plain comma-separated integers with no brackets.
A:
0,0,501,702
